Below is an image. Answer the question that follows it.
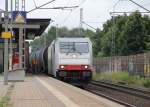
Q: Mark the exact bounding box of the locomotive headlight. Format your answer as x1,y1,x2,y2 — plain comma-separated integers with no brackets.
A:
60,65,64,69
72,54,77,58
84,65,88,69
81,65,89,69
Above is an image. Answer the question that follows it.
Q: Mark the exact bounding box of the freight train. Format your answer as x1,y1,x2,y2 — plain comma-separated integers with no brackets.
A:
30,37,93,84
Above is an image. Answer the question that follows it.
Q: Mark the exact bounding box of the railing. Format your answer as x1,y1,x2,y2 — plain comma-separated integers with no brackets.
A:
93,53,150,77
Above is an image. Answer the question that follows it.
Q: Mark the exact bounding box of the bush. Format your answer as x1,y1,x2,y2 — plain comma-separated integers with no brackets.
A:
143,79,150,88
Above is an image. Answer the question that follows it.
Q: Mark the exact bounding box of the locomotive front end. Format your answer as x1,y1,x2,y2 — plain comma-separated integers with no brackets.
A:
56,38,93,83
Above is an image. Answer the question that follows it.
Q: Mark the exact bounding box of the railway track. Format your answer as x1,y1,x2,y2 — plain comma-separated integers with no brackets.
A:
86,80,150,107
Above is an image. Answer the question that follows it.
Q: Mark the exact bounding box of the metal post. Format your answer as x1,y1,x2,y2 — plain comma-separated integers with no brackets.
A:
9,0,13,71
22,0,25,11
23,29,25,69
15,0,16,10
79,8,83,36
15,0,19,11
19,28,23,69
4,0,9,85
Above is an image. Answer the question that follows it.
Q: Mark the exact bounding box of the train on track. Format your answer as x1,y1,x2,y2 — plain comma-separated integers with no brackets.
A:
30,37,93,84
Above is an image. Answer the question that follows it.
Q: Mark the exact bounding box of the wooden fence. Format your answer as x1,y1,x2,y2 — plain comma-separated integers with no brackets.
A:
93,53,150,77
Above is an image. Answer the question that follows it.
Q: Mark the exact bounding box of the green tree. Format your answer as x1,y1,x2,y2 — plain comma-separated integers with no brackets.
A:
121,11,146,55
143,15,150,50
99,11,150,56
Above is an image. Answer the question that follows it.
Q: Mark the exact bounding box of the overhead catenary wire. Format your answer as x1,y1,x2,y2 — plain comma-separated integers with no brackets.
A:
28,0,80,26
78,0,87,7
59,10,73,25
53,0,72,23
58,0,88,25
39,6,78,10
82,21,96,31
128,0,150,13
32,0,37,8
110,0,150,16
27,0,56,13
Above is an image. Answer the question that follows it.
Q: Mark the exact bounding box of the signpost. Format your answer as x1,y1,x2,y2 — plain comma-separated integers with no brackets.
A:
1,0,41,82
4,0,9,85
13,11,26,69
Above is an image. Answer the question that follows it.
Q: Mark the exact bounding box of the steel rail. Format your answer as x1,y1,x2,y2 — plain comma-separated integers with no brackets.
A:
86,88,135,107
90,80,150,99
86,80,150,107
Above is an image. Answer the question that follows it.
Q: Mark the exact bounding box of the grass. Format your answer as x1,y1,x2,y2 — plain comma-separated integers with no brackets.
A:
0,83,14,107
93,71,150,88
0,97,10,107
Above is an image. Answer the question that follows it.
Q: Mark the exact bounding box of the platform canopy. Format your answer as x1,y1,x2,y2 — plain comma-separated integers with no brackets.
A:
0,18,51,41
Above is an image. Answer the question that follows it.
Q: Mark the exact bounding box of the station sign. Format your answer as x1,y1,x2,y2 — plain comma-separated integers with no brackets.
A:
12,11,27,23
1,32,11,39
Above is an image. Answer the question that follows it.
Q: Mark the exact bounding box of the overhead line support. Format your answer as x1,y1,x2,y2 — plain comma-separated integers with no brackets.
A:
27,0,56,13
39,6,78,10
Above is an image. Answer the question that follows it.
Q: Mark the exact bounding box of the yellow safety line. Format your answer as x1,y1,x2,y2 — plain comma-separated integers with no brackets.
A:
36,77,80,107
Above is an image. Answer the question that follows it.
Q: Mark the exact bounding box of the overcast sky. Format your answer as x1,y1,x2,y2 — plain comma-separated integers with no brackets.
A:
0,0,150,30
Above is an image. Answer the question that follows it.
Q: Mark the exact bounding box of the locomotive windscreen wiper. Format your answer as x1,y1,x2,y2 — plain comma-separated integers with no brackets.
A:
66,47,82,55
66,47,75,55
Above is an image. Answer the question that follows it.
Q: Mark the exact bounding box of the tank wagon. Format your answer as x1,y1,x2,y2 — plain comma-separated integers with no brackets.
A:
30,37,93,83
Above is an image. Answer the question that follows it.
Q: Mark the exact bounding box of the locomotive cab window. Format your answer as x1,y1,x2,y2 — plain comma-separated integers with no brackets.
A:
60,42,89,53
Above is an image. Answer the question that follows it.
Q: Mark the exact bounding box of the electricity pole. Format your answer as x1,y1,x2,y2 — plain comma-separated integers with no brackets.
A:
79,8,83,36
9,0,13,71
4,0,9,85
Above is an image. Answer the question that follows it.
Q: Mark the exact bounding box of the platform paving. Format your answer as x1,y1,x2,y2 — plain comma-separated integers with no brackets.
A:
11,76,65,107
1,75,125,107
0,78,9,99
38,76,124,107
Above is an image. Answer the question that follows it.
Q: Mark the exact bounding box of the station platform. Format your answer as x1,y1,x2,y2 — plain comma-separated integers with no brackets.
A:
0,75,125,107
